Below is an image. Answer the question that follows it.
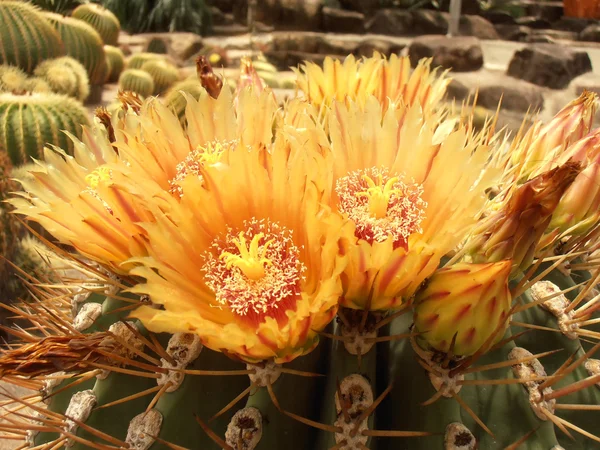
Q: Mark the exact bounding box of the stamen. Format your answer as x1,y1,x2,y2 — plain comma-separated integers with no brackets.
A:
336,167,426,249
202,219,306,324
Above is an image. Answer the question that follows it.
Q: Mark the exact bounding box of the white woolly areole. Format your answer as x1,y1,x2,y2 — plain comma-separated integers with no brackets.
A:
26,410,46,445
531,281,578,339
157,333,203,392
509,347,555,421
104,321,145,358
584,359,600,388
340,324,377,356
247,360,281,387
125,409,163,450
41,371,65,402
334,415,368,449
72,302,102,331
225,406,262,450
334,374,373,449
444,422,476,450
63,390,97,447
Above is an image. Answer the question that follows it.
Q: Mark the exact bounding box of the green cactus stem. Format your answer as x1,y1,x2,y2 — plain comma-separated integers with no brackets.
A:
71,3,120,46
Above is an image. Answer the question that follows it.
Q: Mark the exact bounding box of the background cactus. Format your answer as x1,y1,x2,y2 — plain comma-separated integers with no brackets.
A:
141,59,180,94
118,69,155,98
71,2,121,46
2,59,600,450
162,76,205,124
0,1,65,73
0,65,28,93
146,37,169,54
127,52,162,70
21,77,52,94
104,45,125,83
0,150,20,299
43,12,108,86
34,56,90,102
0,92,90,166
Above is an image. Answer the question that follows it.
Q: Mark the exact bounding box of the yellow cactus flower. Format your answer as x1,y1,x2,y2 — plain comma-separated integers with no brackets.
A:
322,97,498,311
509,90,597,182
295,53,450,115
11,84,279,275
127,132,350,363
413,260,512,356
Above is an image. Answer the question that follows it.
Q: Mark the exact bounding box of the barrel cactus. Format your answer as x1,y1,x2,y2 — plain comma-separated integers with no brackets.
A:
0,1,65,73
2,56,600,450
71,2,120,46
127,52,162,70
43,12,108,85
119,69,155,98
0,150,20,299
163,76,205,123
141,59,180,94
34,56,90,102
0,65,28,93
0,91,90,166
104,45,125,83
146,37,169,54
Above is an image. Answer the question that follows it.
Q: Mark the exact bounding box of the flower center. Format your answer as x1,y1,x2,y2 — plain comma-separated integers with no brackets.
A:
336,167,427,249
168,140,236,197
202,219,306,324
85,166,112,189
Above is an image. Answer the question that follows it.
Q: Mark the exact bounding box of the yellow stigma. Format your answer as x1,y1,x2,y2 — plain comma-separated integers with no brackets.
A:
219,232,273,280
198,141,225,165
85,166,112,189
356,174,401,219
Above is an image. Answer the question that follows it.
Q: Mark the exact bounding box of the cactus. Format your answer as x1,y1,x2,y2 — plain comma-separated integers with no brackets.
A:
0,91,90,166
162,76,205,124
0,1,65,73
118,69,155,98
2,57,600,450
141,59,180,95
71,3,120,46
43,12,108,85
0,65,28,93
127,52,162,70
28,0,84,14
21,77,53,94
34,56,90,102
146,37,169,54
0,150,20,299
104,45,125,83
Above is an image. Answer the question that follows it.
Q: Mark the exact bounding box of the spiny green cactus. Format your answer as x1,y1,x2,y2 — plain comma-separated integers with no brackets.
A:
21,77,52,94
2,58,600,450
0,1,65,73
141,59,180,95
162,76,204,124
118,69,155,98
71,2,120,46
34,56,90,102
104,45,125,83
43,12,108,85
0,91,90,166
0,65,28,93
28,0,84,14
146,37,169,54
0,150,20,299
127,52,162,70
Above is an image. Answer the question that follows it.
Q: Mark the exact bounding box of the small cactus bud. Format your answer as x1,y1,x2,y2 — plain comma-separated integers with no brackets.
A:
468,162,581,273
414,260,512,357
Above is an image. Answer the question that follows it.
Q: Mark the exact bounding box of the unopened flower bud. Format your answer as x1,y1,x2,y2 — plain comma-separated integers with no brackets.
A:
414,260,512,356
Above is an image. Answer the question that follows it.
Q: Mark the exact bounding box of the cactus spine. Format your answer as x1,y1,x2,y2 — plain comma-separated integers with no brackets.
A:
43,12,108,85
118,69,155,98
0,92,90,166
71,3,120,46
34,56,90,102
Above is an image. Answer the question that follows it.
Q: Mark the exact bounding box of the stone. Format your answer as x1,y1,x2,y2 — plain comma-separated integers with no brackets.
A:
580,25,600,42
321,7,365,34
165,33,204,62
254,0,324,31
515,16,551,29
459,14,500,39
571,72,600,96
528,29,578,42
495,24,531,41
411,10,498,39
365,9,414,36
208,0,234,12
317,36,359,56
553,16,596,33
522,0,563,22
339,0,379,16
265,50,339,71
507,44,593,89
209,6,234,25
272,32,325,53
356,39,395,58
408,35,483,72
232,0,247,23
482,11,516,25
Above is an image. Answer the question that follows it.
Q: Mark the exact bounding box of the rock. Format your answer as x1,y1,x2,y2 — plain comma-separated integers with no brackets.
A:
232,0,247,23
356,39,399,57
365,9,414,36
448,71,545,113
507,44,593,89
339,0,379,16
317,36,359,56
515,16,551,29
408,35,483,72
208,0,234,12
272,32,325,53
321,7,365,33
495,24,531,41
210,6,234,25
166,33,204,62
265,50,340,71
411,10,498,39
528,29,578,41
580,25,600,42
571,72,600,96
482,11,516,25
553,16,596,33
522,0,563,22
255,0,324,31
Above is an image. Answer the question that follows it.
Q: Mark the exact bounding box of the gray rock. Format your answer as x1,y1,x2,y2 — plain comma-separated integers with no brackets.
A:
580,25,600,42
571,72,600,96
254,0,324,31
411,10,498,39
339,0,379,16
265,50,340,71
495,24,531,41
317,36,359,56
514,16,551,29
365,9,414,36
408,35,484,72
321,7,365,34
356,39,401,57
553,16,597,33
272,32,325,53
507,44,593,89
482,11,516,25
208,0,234,12
528,29,578,41
521,0,563,22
